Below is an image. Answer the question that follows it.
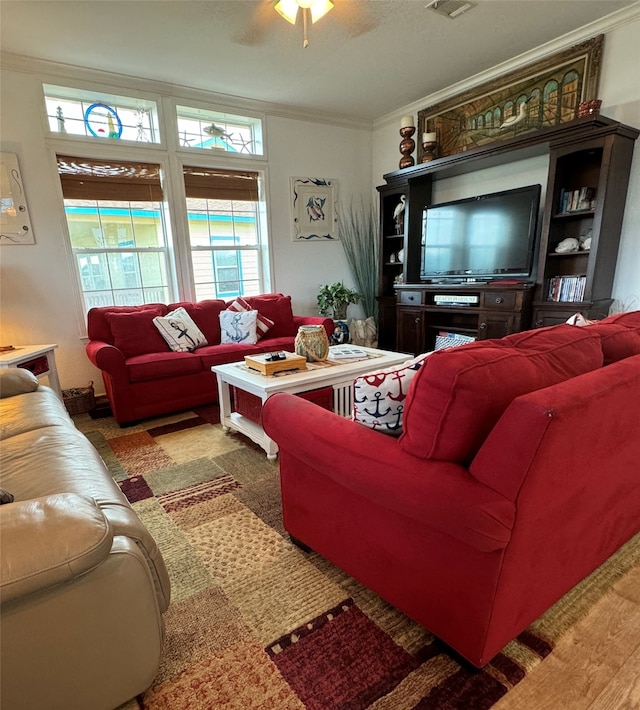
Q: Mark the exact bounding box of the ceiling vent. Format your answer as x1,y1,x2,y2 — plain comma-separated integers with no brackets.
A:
425,0,475,19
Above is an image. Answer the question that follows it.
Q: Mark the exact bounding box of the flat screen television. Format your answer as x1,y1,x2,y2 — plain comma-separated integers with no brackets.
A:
420,184,541,282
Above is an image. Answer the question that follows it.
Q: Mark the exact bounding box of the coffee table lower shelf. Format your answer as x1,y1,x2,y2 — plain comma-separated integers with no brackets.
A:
212,347,409,459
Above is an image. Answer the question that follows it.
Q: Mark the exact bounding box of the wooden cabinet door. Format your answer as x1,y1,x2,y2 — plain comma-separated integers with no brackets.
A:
477,311,515,340
396,307,424,356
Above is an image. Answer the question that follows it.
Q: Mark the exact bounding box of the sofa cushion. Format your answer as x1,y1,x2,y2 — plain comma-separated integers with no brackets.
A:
0,368,39,398
167,300,226,346
87,303,168,343
227,296,274,339
153,307,208,352
586,323,640,364
220,310,258,345
352,354,431,436
126,351,203,383
244,294,296,338
105,307,168,358
599,311,640,328
197,342,265,367
562,312,640,364
400,328,603,463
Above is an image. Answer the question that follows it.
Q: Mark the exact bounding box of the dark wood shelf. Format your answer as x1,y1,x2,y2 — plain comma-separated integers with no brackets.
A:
553,210,595,219
377,115,639,348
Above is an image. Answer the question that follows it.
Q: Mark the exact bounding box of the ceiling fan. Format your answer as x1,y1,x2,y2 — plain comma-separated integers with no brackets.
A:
234,0,379,48
274,0,334,48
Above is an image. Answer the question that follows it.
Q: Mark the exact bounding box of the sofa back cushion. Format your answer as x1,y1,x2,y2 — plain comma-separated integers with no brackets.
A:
244,294,296,338
599,310,640,328
400,328,603,464
584,323,640,364
87,304,168,343
105,307,169,358
167,300,226,345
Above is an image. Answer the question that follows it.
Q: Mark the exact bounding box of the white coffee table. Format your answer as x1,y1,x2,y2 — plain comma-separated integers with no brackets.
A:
212,346,409,459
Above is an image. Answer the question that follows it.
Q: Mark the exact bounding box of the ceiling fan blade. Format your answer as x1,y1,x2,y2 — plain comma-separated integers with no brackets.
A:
234,0,279,46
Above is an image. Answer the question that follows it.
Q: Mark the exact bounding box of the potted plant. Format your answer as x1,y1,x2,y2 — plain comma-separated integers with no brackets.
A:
317,282,361,321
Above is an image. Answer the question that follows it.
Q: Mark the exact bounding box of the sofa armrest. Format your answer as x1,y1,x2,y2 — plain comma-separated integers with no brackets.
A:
86,340,127,377
293,315,334,340
263,393,514,552
0,493,113,604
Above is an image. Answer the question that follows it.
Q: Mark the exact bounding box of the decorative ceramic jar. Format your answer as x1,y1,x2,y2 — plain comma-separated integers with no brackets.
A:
294,325,330,362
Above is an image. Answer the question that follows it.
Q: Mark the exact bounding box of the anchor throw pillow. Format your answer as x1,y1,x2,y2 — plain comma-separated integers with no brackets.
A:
352,353,431,436
153,307,208,353
226,296,274,340
219,309,258,345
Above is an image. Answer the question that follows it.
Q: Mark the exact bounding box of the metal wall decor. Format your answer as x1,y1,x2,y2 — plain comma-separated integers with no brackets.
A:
0,152,34,245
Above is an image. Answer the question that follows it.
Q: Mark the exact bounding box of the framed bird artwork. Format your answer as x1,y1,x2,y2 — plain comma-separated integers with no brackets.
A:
290,177,338,241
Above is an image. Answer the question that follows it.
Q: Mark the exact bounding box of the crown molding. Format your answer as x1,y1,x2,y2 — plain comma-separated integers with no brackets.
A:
0,51,370,130
375,2,640,130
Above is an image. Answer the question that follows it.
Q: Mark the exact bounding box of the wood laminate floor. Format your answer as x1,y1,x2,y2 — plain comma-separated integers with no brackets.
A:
494,566,640,709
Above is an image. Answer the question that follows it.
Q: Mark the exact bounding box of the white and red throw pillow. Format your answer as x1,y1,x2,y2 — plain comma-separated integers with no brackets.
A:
227,297,274,340
352,353,431,436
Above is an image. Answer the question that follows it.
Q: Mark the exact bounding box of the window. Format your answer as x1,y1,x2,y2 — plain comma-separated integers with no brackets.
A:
45,85,160,143
49,86,271,316
183,167,265,299
57,156,173,310
176,105,264,156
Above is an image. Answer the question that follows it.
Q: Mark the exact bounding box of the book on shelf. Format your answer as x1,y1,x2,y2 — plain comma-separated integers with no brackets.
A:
558,186,596,214
327,345,369,362
546,275,586,302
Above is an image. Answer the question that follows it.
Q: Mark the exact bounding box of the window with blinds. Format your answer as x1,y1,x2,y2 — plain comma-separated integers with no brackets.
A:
57,156,173,310
183,166,266,299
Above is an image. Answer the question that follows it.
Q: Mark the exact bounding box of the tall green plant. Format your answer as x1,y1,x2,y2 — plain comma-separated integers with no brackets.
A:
337,198,379,321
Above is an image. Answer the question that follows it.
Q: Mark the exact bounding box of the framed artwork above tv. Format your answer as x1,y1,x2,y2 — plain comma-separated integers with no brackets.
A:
418,35,603,160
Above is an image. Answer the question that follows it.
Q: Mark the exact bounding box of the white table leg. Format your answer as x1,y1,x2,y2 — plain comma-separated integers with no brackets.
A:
216,374,232,432
45,349,62,398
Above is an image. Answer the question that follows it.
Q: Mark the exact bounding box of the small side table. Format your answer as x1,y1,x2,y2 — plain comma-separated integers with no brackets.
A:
0,344,62,398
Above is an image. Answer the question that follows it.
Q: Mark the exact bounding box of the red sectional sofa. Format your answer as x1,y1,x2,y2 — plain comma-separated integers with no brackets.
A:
86,294,333,425
262,310,640,667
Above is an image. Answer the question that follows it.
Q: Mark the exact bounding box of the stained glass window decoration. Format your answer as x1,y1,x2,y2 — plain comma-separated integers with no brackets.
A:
44,84,160,143
176,105,264,156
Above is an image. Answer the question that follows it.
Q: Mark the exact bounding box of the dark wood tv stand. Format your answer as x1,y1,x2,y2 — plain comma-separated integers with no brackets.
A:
376,115,639,351
395,282,533,355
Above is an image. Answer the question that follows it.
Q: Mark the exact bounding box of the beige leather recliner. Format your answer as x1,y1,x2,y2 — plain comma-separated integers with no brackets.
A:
0,369,171,710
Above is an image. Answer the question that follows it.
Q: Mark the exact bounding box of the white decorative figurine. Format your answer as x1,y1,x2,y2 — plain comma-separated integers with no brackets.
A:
555,237,580,254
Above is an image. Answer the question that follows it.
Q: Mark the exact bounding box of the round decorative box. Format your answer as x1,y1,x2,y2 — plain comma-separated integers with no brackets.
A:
294,325,330,362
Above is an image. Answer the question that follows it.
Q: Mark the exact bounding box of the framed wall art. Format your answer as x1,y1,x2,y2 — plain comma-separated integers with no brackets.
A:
0,152,35,245
418,35,603,160
290,177,338,241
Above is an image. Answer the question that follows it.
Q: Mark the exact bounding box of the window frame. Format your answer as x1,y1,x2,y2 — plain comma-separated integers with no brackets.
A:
46,85,271,334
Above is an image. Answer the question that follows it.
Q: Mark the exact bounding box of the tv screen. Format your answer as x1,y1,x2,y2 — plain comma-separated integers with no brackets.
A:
420,184,541,281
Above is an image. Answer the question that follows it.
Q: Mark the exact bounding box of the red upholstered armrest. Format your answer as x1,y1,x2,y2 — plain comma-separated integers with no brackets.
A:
86,340,127,377
262,393,514,552
293,315,334,340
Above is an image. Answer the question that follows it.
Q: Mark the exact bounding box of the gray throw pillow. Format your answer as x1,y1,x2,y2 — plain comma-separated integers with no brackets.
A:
0,368,39,398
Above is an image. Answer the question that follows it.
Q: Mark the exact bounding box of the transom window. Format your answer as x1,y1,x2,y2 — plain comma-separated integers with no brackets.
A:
44,84,160,143
176,105,264,156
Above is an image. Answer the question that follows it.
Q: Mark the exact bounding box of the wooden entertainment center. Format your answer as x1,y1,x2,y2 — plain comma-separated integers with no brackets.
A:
376,115,639,354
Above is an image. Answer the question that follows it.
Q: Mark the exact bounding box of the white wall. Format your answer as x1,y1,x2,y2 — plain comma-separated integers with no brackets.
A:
372,12,640,312
0,61,371,391
264,116,372,314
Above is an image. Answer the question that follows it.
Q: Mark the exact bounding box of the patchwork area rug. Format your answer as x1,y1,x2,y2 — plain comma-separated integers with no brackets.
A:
72,406,640,710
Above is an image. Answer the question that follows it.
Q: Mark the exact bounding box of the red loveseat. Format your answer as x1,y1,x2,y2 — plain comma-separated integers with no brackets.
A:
262,310,640,667
86,294,333,425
